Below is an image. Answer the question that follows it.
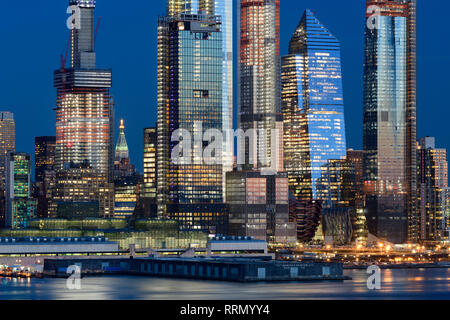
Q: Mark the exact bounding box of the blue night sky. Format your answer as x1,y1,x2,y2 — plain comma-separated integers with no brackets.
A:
1,0,449,173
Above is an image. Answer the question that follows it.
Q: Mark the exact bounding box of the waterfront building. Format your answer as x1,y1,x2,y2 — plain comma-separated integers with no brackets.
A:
114,175,140,218
417,137,448,241
54,0,114,217
226,171,296,244
156,11,227,234
5,153,36,229
363,0,417,243
322,207,354,245
281,9,347,203
50,162,114,219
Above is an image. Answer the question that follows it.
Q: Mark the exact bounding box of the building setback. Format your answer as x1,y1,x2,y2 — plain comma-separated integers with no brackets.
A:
53,0,114,217
363,0,417,243
281,9,348,203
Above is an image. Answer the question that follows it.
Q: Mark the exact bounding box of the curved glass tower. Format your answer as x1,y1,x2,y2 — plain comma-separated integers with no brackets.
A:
281,9,347,203
363,0,417,243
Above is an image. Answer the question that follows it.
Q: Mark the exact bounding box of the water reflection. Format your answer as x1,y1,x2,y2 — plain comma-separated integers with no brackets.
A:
1,269,450,300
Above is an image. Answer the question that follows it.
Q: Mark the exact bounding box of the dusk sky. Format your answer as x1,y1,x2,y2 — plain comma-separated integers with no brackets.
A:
1,0,449,173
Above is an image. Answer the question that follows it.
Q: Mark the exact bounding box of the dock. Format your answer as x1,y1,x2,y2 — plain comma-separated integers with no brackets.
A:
43,257,349,282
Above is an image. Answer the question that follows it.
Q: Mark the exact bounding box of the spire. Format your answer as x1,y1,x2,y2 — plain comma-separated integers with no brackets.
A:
115,119,129,162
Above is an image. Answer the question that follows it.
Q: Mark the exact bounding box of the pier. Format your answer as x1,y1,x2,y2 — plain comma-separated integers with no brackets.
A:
43,257,348,282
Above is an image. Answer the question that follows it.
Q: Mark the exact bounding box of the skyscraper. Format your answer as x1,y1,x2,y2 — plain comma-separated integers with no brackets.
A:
363,0,417,243
5,152,36,229
34,136,56,218
0,112,15,226
53,0,114,217
225,0,296,244
114,120,135,178
142,127,157,216
156,10,228,234
35,136,56,183
239,0,282,171
281,9,348,204
417,137,448,241
164,0,234,198
0,112,15,189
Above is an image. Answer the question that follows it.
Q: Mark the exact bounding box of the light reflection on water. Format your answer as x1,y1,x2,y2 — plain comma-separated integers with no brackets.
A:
1,269,450,300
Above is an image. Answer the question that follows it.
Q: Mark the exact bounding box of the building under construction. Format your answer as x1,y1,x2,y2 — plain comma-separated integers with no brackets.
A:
53,0,114,218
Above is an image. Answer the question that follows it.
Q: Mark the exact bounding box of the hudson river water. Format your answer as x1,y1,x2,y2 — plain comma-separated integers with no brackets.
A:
1,268,450,300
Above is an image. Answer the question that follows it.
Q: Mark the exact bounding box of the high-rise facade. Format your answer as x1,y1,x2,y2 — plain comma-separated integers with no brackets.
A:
53,0,114,217
239,0,282,171
0,112,15,226
0,112,15,188
417,137,448,241
281,9,347,203
5,153,36,229
34,136,56,218
225,0,296,244
363,0,417,243
157,10,228,234
35,136,56,183
163,0,234,199
142,127,157,216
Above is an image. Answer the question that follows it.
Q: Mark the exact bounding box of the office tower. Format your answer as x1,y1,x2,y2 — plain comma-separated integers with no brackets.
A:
53,0,114,217
227,171,296,243
35,136,56,182
239,0,282,171
0,112,15,187
51,162,113,218
225,0,295,243
158,0,233,209
363,0,417,243
417,137,448,241
34,136,56,218
0,112,15,226
157,12,228,234
5,153,36,229
142,127,157,217
347,149,366,202
114,175,140,218
114,120,135,178
347,149,369,244
282,9,347,203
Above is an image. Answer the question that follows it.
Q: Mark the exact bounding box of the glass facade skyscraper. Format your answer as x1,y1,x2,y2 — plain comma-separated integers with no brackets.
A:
363,0,417,243
164,0,234,199
239,0,283,171
281,9,347,203
157,11,228,234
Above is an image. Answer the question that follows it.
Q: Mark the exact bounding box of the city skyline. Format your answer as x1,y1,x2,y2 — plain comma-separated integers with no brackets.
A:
2,1,448,175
